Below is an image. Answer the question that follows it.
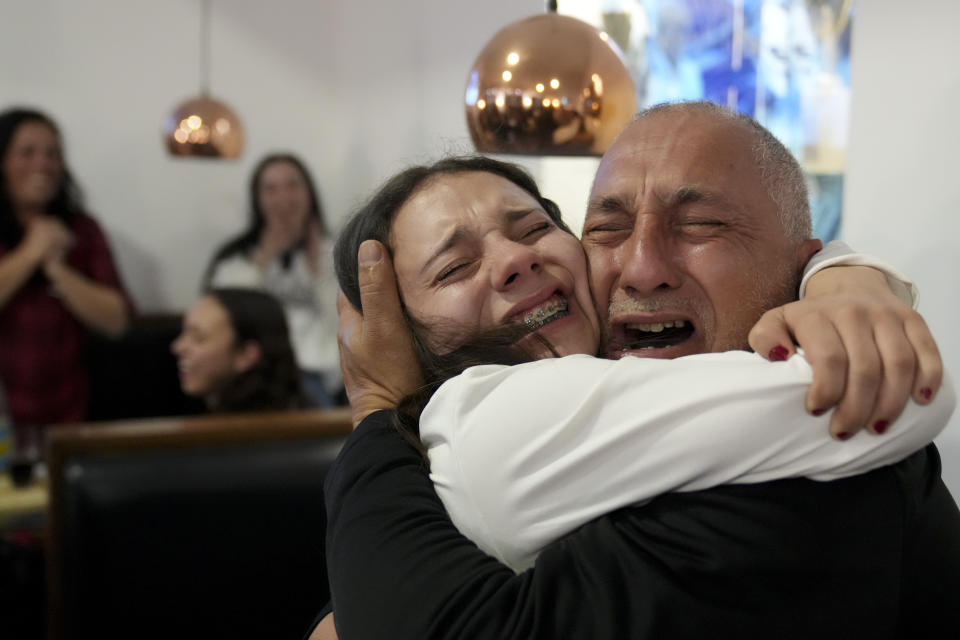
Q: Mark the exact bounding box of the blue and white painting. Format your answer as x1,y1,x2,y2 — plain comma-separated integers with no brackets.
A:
564,0,853,241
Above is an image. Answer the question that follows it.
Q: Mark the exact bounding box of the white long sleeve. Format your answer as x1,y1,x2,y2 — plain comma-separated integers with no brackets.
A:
421,351,955,572
800,240,918,307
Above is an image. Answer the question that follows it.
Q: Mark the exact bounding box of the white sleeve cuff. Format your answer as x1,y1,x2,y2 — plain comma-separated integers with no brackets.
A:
800,240,918,309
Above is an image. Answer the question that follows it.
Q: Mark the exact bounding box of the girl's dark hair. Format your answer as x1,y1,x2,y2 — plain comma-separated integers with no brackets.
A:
205,287,310,413
335,155,570,312
334,155,568,454
0,108,84,248
202,153,327,285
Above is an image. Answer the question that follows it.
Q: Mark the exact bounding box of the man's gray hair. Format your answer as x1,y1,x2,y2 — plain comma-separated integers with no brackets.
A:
634,101,812,240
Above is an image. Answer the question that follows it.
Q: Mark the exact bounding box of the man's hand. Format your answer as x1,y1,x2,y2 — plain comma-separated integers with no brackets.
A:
749,266,942,439
337,240,424,428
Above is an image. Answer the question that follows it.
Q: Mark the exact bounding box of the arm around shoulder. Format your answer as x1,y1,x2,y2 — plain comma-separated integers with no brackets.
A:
423,352,955,570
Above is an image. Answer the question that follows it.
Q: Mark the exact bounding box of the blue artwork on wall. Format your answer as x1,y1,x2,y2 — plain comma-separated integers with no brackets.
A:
565,0,853,241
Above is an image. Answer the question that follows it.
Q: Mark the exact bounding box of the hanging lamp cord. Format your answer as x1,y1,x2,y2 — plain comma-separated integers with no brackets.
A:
200,0,211,95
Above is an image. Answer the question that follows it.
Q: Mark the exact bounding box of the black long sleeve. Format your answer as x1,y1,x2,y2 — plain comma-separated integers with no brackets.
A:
325,411,960,639
324,411,640,639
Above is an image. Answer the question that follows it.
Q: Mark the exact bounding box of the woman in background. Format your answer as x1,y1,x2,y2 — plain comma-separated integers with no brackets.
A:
203,154,339,407
172,288,309,412
0,107,131,427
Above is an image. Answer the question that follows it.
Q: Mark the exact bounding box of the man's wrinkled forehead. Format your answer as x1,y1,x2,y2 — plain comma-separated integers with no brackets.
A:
587,112,765,218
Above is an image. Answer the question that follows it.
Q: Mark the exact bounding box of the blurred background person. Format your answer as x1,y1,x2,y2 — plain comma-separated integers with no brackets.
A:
171,287,310,413
0,108,131,428
203,153,340,407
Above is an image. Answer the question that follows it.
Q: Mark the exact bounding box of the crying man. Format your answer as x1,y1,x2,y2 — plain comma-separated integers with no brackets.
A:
581,102,821,362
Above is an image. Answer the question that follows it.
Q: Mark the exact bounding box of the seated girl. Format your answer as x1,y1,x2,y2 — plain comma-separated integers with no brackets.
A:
172,288,310,412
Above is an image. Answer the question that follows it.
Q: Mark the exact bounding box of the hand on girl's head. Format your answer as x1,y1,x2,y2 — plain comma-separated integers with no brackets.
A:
336,240,423,428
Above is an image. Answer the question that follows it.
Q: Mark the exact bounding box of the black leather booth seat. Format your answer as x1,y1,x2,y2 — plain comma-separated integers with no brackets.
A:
46,409,351,640
86,313,206,421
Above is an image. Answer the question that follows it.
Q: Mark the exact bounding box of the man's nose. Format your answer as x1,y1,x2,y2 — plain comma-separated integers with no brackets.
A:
491,239,541,290
617,224,683,295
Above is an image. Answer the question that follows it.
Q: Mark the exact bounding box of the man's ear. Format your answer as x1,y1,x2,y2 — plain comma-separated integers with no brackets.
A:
796,238,823,272
233,341,263,374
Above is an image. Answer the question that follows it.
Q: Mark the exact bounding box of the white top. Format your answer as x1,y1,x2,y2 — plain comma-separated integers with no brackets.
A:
422,353,955,572
420,245,944,572
209,245,340,383
797,240,918,304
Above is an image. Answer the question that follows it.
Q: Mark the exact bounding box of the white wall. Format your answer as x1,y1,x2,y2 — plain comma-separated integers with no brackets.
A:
2,0,958,490
844,0,960,493
0,0,551,308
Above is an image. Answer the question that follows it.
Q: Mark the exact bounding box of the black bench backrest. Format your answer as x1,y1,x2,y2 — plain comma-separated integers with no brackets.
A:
47,409,352,640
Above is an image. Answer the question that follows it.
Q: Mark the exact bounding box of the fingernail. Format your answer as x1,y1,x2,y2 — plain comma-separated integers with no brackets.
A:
873,420,889,435
919,387,933,401
358,241,383,266
836,431,851,441
811,408,827,417
768,345,789,362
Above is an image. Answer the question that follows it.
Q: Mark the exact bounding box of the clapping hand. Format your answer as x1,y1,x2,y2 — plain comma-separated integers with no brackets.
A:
253,216,304,268
24,215,73,267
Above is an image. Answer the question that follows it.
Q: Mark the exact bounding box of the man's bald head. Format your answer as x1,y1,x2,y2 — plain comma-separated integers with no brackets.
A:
582,101,821,360
629,101,811,240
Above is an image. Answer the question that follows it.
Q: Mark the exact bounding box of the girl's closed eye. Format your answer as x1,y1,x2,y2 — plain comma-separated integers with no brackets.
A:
521,222,552,240
435,261,472,283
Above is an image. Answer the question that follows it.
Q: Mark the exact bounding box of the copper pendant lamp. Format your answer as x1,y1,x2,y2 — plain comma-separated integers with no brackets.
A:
465,1,637,156
163,0,244,159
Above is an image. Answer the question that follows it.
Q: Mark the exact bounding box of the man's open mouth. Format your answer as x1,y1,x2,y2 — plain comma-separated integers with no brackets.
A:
620,320,694,350
520,295,569,331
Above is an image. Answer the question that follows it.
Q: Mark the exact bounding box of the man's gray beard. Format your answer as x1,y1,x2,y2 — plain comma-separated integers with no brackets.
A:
605,261,800,354
605,292,709,353
607,295,709,323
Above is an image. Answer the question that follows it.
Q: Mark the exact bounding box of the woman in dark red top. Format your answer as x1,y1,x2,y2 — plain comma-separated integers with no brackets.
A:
0,108,131,426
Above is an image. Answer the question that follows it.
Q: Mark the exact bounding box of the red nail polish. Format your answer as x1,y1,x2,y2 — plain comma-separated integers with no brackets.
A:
920,387,933,401
812,408,827,417
769,345,789,362
873,420,889,435
836,432,851,441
